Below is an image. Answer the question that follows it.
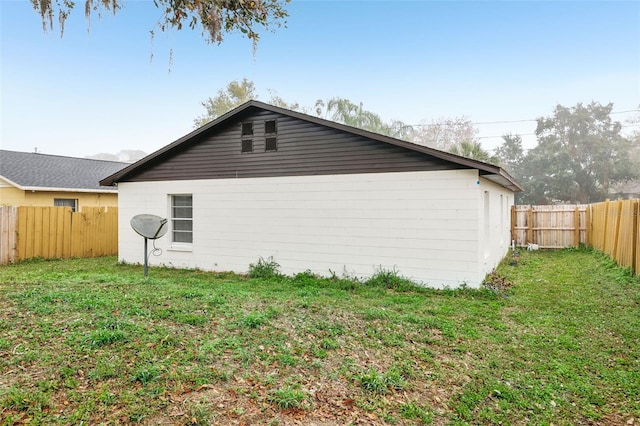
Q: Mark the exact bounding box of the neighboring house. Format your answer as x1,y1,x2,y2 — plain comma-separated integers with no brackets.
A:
612,180,640,200
101,101,522,288
0,150,128,211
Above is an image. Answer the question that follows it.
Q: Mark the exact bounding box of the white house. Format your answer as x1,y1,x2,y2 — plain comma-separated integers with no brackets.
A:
101,101,522,288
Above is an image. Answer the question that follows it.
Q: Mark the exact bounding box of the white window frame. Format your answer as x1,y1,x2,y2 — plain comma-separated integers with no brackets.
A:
54,198,78,212
169,194,193,250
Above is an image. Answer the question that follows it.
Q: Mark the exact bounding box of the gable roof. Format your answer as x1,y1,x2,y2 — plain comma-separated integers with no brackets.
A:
100,101,522,192
0,150,129,193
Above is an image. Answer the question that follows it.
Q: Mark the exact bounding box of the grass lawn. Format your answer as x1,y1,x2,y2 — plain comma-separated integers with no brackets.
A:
0,248,638,425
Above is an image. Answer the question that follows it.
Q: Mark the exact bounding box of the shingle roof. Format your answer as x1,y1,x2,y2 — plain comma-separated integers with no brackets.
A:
0,150,129,192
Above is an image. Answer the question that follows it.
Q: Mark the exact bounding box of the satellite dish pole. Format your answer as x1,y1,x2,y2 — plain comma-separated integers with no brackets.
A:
130,214,169,277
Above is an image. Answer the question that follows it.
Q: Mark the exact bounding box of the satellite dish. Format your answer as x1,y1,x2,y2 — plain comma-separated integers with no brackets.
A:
130,214,168,240
130,214,168,277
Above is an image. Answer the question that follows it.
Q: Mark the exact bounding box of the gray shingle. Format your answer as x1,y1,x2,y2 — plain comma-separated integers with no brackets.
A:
0,150,129,191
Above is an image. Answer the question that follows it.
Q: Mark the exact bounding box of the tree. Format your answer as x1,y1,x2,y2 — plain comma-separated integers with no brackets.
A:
31,0,289,45
408,117,478,151
519,102,637,204
449,141,496,163
316,97,412,139
195,84,412,138
494,133,524,174
194,78,256,127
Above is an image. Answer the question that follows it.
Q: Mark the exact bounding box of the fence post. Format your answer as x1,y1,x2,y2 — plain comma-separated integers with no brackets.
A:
510,205,516,246
612,200,622,260
573,206,580,247
585,205,591,247
527,206,533,245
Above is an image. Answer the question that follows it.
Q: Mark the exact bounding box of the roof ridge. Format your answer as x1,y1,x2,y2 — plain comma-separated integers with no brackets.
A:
0,149,131,165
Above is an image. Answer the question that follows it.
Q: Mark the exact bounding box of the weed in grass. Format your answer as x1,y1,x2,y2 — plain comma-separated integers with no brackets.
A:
98,389,117,406
277,352,298,366
320,337,339,350
180,290,204,299
241,312,268,328
85,329,127,347
311,347,328,359
357,369,390,394
268,386,308,410
248,256,282,279
399,402,433,424
357,367,408,394
365,268,416,290
207,294,226,307
132,365,160,385
384,367,408,391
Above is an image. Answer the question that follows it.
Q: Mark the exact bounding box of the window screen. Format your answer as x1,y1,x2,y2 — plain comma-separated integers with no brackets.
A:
171,195,193,244
54,198,78,212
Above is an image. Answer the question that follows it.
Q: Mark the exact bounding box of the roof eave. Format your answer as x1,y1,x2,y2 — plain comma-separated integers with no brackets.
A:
100,100,523,192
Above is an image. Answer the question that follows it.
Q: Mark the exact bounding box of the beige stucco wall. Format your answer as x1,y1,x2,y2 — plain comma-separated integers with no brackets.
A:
0,186,118,208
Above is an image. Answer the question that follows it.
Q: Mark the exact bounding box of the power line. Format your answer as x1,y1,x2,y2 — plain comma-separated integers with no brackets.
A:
406,109,639,127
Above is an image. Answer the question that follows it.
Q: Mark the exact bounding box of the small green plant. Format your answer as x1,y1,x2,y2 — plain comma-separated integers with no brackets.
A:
241,312,268,328
357,369,389,394
248,256,281,279
357,367,408,394
365,268,416,290
132,365,159,385
399,401,433,424
268,386,307,409
320,337,339,350
85,329,127,348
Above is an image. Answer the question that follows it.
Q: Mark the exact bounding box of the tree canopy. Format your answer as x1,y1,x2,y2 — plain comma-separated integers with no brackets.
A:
194,80,413,139
495,102,638,204
409,117,478,152
30,0,289,45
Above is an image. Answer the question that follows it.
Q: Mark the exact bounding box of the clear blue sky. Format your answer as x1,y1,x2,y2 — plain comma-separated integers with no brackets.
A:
1,0,639,158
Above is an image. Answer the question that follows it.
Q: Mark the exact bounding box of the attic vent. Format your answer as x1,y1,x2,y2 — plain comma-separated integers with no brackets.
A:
265,120,277,135
265,137,277,152
241,139,253,153
265,119,277,152
241,122,253,136
241,122,253,153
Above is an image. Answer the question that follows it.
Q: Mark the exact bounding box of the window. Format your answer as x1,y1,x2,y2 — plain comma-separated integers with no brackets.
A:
171,195,192,244
54,198,78,212
265,119,278,152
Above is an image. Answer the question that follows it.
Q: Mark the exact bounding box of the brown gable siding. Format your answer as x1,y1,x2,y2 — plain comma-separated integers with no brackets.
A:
123,110,464,183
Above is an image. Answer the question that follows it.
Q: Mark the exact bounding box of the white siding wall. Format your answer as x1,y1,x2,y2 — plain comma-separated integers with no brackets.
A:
477,177,514,284
118,169,491,288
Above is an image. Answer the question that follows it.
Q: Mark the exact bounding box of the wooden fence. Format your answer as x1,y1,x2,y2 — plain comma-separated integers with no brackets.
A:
511,204,589,248
0,206,118,264
589,199,639,275
512,200,640,275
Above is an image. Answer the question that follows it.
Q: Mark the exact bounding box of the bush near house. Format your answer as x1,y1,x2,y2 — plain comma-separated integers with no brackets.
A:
0,248,638,424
